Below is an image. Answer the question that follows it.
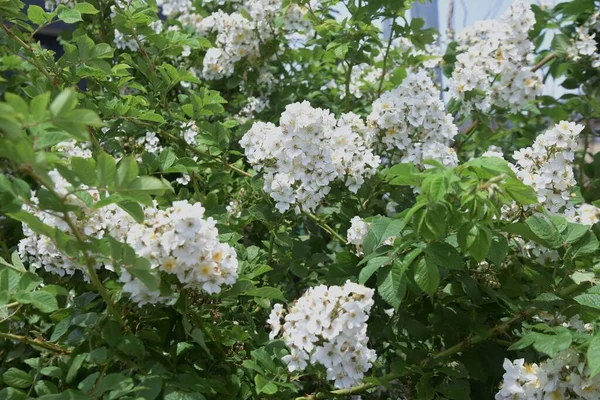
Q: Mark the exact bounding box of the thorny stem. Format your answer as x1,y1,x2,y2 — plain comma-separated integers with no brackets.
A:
304,212,347,245
0,332,72,354
297,283,586,399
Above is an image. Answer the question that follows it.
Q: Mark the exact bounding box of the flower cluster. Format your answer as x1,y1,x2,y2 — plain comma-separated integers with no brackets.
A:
449,1,543,113
367,69,458,167
240,102,380,213
136,131,163,154
267,282,377,388
197,1,309,80
496,350,600,399
123,200,238,304
347,216,370,254
511,121,583,215
18,150,238,306
568,11,600,68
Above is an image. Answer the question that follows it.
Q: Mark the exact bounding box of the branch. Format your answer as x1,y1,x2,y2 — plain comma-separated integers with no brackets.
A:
304,212,347,244
377,19,397,97
455,119,478,151
0,332,72,354
28,172,125,328
0,23,58,87
532,52,557,72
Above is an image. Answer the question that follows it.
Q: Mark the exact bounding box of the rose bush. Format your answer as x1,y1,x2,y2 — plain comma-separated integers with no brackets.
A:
1,0,600,398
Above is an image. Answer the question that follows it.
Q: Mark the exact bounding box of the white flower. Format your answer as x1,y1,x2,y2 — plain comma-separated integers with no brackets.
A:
367,69,458,168
268,281,376,388
449,1,543,114
241,102,380,213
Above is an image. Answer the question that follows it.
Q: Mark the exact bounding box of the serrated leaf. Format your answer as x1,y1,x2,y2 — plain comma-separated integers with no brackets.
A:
3,368,33,389
587,335,600,378
414,258,439,297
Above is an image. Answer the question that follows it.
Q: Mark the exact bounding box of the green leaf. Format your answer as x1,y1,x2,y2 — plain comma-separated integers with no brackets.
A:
532,328,572,358
243,287,286,301
377,260,407,309
74,2,99,15
469,226,492,262
587,335,600,378
363,217,404,255
50,89,78,117
386,163,420,186
117,201,144,223
526,215,562,249
97,153,116,188
71,157,97,186
570,231,599,258
10,251,26,273
423,174,448,202
27,5,46,25
128,258,159,291
29,291,58,313
425,242,463,270
3,368,33,389
414,258,439,297
30,92,50,120
66,354,86,383
125,176,169,194
90,43,113,59
138,112,165,124
254,375,277,395
551,34,570,56
504,178,539,205
58,8,82,23
359,256,390,284
93,374,133,397
574,293,600,309
115,156,139,188
488,234,508,266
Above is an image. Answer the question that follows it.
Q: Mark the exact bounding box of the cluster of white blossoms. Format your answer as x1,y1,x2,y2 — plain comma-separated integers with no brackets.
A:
17,146,238,305
511,121,582,214
501,121,600,263
496,350,600,399
347,216,370,254
123,200,238,304
367,69,458,167
240,102,380,213
568,11,600,68
136,131,163,154
267,281,377,388
197,1,310,80
449,1,543,114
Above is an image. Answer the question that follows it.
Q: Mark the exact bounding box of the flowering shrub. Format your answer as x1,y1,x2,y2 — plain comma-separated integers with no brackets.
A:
1,0,600,399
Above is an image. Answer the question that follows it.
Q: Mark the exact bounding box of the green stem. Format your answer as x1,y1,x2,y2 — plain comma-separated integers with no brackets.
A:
532,52,557,72
0,332,71,354
304,212,347,244
28,172,125,328
344,62,353,113
377,19,396,97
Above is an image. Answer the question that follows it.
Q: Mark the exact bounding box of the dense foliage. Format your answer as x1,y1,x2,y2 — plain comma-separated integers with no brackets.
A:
1,0,600,398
